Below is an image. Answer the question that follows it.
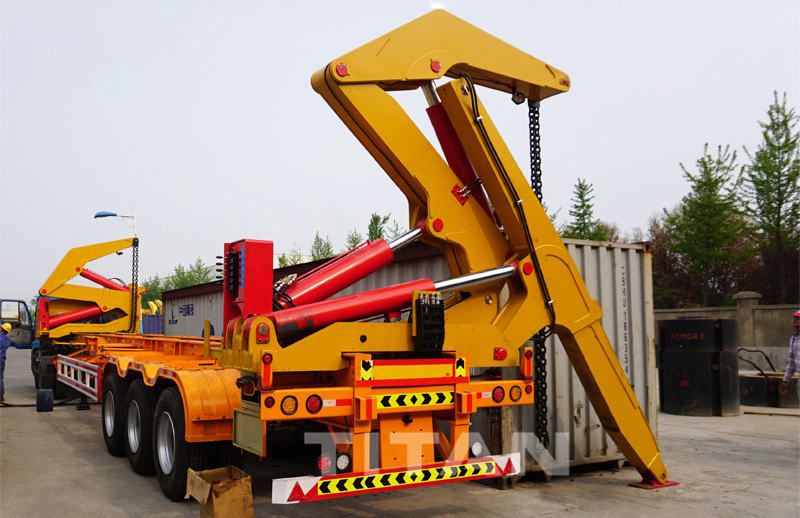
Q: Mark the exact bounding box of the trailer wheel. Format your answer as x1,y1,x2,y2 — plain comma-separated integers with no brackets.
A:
125,380,155,474
102,373,127,457
154,387,209,501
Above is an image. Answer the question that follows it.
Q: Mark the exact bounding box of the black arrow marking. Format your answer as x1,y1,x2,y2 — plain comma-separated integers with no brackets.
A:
396,394,406,407
319,481,331,494
422,393,432,405
353,477,364,490
364,476,375,489
380,474,392,487
336,479,348,492
381,395,392,407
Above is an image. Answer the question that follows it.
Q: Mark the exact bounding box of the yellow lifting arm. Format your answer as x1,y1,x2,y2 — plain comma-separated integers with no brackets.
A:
38,237,144,339
310,10,670,485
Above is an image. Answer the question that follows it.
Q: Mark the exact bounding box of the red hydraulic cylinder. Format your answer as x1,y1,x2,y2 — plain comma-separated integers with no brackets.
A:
280,239,395,307
48,305,105,328
427,103,496,223
270,278,435,342
79,268,131,292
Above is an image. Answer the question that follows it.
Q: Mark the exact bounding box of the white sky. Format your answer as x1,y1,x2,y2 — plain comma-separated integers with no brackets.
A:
2,0,799,301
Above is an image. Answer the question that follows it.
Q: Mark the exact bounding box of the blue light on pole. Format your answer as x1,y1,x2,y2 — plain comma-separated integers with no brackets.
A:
94,208,137,236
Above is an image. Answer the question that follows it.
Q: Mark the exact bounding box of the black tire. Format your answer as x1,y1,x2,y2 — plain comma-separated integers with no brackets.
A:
210,441,245,470
124,380,155,474
36,389,54,412
102,373,127,456
39,355,55,391
32,349,40,389
154,387,210,501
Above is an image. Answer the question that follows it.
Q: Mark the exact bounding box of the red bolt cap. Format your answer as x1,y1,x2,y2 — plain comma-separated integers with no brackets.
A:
494,347,508,361
523,262,534,275
336,62,349,77
430,60,442,73
433,219,444,232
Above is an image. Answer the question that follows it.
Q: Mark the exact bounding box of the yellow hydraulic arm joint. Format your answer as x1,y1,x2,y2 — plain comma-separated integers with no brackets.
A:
311,10,671,486
38,237,144,339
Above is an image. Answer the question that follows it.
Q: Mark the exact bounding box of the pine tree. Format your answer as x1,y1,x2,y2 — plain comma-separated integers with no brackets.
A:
562,178,611,241
367,213,391,241
343,229,364,251
667,144,748,306
310,232,334,260
741,91,800,303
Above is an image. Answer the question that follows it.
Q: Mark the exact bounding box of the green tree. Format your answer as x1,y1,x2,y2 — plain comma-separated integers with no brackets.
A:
277,244,303,267
367,213,391,241
562,178,611,241
141,274,164,305
343,229,364,251
142,258,212,303
310,232,334,260
666,144,749,306
740,91,800,304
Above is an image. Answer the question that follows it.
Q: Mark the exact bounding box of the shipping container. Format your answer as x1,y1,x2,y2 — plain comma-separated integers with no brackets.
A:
163,283,224,337
472,239,657,477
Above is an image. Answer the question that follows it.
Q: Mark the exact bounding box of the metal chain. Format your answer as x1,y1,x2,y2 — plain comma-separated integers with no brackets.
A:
128,238,139,333
529,99,549,448
528,99,542,202
533,330,549,448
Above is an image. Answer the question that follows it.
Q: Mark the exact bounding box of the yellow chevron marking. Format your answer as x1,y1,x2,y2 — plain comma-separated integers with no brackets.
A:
376,391,454,409
316,461,496,495
360,360,373,381
455,357,467,377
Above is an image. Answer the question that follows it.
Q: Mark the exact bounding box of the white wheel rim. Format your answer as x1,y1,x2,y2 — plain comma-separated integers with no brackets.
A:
127,400,141,453
156,412,176,475
103,392,115,436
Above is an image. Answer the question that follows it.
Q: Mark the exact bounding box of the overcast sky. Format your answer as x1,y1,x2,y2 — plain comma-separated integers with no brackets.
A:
2,0,799,301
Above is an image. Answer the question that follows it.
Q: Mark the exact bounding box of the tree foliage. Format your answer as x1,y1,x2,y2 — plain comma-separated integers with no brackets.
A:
562,178,612,241
310,232,334,261
278,244,303,268
343,229,364,251
367,213,391,241
141,257,212,304
740,91,800,303
664,144,752,306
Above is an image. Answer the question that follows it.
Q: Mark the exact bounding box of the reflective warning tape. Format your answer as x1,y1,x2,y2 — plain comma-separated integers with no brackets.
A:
272,454,521,504
318,461,495,495
377,391,453,409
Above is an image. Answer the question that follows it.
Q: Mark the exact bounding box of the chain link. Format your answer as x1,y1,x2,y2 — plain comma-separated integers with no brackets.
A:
128,239,139,333
528,99,542,202
533,330,549,448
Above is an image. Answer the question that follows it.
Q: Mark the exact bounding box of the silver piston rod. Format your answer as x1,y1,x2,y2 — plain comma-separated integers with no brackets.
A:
434,264,517,293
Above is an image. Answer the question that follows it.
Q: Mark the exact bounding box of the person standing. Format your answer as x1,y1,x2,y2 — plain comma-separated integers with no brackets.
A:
0,323,12,404
778,310,800,396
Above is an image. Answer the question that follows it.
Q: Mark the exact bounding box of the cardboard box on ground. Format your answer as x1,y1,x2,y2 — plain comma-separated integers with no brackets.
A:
186,466,254,518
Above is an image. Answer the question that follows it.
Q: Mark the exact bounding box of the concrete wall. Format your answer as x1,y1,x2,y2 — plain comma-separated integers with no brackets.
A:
655,292,797,373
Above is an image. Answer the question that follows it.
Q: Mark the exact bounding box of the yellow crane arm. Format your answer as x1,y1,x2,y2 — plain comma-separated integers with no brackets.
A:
309,9,670,485
38,237,144,339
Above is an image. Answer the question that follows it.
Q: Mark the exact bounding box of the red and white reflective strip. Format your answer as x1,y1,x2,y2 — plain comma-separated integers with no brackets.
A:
272,453,521,504
322,399,352,408
55,355,102,402
158,368,178,380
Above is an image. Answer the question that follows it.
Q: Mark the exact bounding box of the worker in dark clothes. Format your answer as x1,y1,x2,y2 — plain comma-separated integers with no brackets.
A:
778,310,800,396
0,323,12,404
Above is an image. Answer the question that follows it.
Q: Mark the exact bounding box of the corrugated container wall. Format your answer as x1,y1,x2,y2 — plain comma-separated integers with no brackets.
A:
163,286,224,337
471,239,657,475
